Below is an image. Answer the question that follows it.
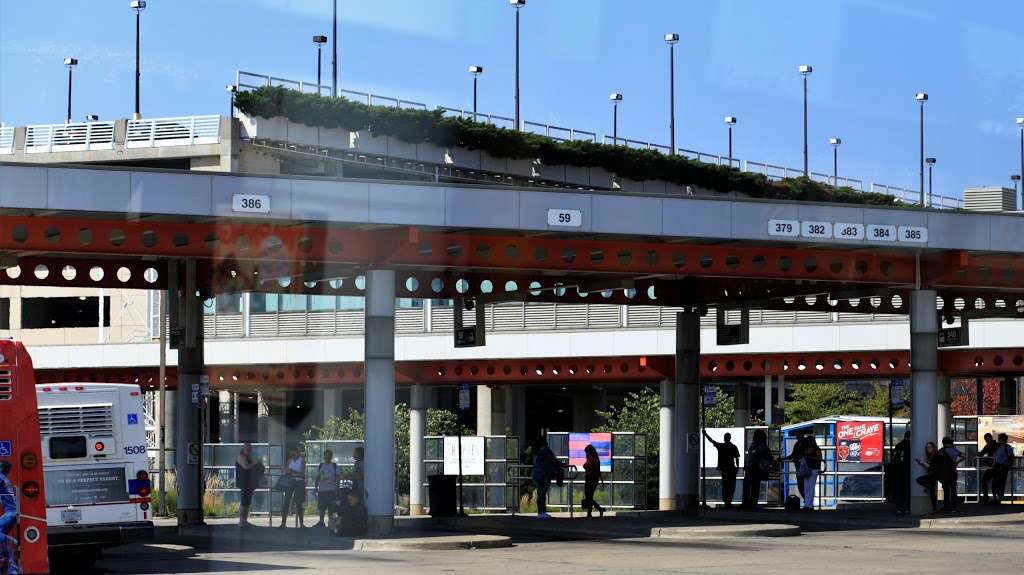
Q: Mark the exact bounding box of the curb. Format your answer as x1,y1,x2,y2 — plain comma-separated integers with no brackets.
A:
355,535,512,551
651,524,801,539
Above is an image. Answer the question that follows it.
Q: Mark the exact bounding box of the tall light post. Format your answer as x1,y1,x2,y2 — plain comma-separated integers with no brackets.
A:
916,92,929,207
313,35,328,92
799,65,812,177
130,1,146,119
332,0,338,97
1016,117,1023,210
468,66,483,119
226,84,237,118
829,138,842,186
1011,175,1021,210
510,0,525,131
665,33,679,154
609,93,623,145
926,157,936,208
724,116,737,166
64,57,78,124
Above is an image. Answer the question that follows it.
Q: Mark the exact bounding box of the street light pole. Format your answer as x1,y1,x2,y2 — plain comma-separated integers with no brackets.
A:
130,1,146,119
1017,117,1024,210
610,93,623,145
665,33,679,154
830,138,842,186
724,116,737,166
916,92,929,207
799,65,813,177
1011,175,1021,210
332,0,338,97
225,85,237,118
510,0,526,131
926,157,936,208
64,57,78,124
313,36,328,92
469,66,483,119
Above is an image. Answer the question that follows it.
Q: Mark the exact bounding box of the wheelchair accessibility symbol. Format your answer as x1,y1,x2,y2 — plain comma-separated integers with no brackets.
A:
0,440,12,457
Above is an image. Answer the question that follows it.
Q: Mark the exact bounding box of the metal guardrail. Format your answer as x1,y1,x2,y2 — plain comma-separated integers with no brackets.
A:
0,126,13,154
126,115,220,148
24,121,115,153
232,70,965,210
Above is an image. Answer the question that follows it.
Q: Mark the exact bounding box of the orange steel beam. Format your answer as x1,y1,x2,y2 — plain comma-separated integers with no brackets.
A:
0,215,916,283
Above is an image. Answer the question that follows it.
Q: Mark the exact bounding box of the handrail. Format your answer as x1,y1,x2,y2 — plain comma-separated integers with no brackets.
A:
126,115,221,148
24,121,115,153
233,69,966,210
0,126,13,154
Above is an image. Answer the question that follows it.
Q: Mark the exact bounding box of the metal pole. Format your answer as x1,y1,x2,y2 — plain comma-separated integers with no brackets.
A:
928,164,933,208
514,8,521,131
833,146,838,186
158,290,167,516
332,0,338,96
803,75,808,177
613,103,618,144
727,125,733,166
919,102,925,207
1019,127,1023,210
473,76,478,118
135,10,141,117
317,45,322,90
66,66,73,124
669,43,675,154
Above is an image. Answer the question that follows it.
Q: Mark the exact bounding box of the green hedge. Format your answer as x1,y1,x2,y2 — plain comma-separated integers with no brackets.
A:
235,86,898,206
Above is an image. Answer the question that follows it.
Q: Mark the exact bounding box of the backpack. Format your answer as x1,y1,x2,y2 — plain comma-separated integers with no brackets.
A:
934,449,957,483
1003,444,1016,466
785,495,801,513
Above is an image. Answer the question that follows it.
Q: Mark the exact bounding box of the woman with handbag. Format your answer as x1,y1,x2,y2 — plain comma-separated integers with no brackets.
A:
279,446,307,528
799,436,823,510
582,444,605,518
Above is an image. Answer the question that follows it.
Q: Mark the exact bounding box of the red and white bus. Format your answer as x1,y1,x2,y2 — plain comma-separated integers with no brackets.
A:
0,339,49,575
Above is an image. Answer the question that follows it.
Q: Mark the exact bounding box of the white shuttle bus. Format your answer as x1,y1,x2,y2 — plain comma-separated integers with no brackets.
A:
35,383,154,562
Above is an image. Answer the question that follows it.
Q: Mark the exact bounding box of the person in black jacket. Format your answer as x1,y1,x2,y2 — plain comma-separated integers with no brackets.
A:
891,431,911,514
782,434,807,501
978,433,998,503
741,430,772,509
704,429,741,508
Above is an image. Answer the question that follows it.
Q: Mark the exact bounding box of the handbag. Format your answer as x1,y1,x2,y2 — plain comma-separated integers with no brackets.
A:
273,474,294,491
798,459,811,480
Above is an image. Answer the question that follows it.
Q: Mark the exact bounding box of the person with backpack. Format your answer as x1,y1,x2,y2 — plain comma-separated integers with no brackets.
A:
915,441,941,514
314,449,339,528
799,436,823,510
938,437,962,512
704,429,741,508
992,433,1016,503
891,431,912,514
235,443,263,527
741,429,772,509
978,433,999,503
531,437,561,520
782,433,807,501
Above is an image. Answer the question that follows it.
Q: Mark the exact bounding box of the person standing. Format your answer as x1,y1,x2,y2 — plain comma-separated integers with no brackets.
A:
891,431,912,514
741,430,772,509
581,444,606,518
314,449,339,528
938,437,962,512
351,447,365,503
704,430,741,508
235,443,261,527
915,441,940,514
0,461,19,574
783,433,807,501
978,433,998,503
279,446,307,528
800,436,823,510
531,437,561,520
992,433,1016,503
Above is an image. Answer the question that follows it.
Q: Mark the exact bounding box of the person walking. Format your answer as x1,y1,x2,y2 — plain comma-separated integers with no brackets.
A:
314,449,339,528
235,443,262,527
741,429,772,509
891,431,912,514
783,433,807,501
915,441,940,514
531,437,561,520
978,433,998,503
992,433,1016,503
704,429,741,508
799,436,823,510
279,446,306,528
581,444,606,518
938,437,962,512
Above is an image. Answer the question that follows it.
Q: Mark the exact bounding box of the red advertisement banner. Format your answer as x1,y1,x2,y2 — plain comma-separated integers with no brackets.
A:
836,420,884,463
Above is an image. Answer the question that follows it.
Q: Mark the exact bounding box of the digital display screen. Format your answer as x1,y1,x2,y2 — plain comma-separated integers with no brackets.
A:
568,432,612,472
44,467,128,506
49,436,87,460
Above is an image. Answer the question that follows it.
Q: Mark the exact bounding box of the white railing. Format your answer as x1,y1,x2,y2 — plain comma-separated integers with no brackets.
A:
0,126,13,154
24,121,115,153
125,115,220,148
232,69,966,209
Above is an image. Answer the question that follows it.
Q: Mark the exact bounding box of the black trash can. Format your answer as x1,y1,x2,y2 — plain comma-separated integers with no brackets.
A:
427,474,457,517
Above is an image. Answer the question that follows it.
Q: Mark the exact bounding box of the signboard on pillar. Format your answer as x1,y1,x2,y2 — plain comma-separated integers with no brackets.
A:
458,383,471,413
890,379,907,408
703,386,716,407
716,308,749,345
685,432,700,453
937,315,969,348
454,298,486,348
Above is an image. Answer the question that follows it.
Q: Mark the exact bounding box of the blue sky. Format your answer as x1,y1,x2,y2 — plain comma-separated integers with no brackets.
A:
2,0,1023,199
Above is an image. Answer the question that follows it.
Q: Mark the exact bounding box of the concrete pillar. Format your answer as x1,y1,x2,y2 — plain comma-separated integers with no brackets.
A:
937,375,951,440
476,385,493,437
998,376,1018,415
909,290,938,516
734,383,751,427
675,310,700,514
218,391,236,443
658,379,676,510
764,375,773,428
173,259,205,526
161,391,176,471
490,385,506,435
777,374,786,419
364,269,396,535
322,388,341,424
409,386,427,516
504,386,526,442
257,391,270,443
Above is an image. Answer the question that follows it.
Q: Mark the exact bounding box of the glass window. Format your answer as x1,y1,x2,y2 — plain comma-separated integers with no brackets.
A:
280,294,307,312
215,293,242,314
309,295,336,311
396,298,423,309
250,293,279,313
338,296,364,311
431,298,453,308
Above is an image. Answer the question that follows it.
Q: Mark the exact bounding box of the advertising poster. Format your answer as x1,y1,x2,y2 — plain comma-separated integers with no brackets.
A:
836,420,884,463
977,416,1024,454
442,436,485,476
44,467,128,506
568,433,612,472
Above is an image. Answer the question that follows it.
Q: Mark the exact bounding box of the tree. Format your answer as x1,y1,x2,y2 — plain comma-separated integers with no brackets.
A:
951,378,1001,415
593,387,660,457
705,388,736,428
785,383,863,424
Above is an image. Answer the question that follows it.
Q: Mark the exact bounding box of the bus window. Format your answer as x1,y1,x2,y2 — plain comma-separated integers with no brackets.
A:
47,437,87,460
